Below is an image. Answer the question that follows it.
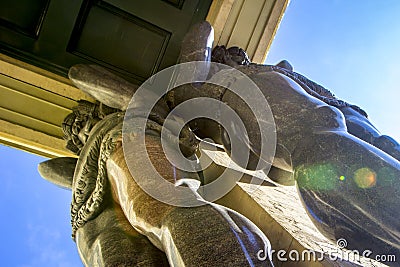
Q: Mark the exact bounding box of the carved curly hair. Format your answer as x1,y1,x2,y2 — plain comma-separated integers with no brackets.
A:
62,100,117,155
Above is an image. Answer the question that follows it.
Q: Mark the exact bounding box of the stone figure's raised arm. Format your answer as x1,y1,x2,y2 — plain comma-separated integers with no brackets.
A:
68,64,138,110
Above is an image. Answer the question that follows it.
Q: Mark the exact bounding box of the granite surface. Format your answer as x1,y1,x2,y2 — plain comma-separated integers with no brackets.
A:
205,147,391,266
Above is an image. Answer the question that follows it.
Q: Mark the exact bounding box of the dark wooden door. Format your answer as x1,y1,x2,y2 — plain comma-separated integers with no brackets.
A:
0,0,212,84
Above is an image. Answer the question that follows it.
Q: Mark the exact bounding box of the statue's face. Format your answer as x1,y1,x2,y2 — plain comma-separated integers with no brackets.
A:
211,46,250,67
211,45,227,64
226,47,250,66
63,101,118,155
74,116,100,145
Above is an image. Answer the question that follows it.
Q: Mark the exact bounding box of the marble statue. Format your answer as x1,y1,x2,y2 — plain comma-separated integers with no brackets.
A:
209,45,400,261
212,45,400,162
38,22,274,266
40,95,274,266
38,21,400,266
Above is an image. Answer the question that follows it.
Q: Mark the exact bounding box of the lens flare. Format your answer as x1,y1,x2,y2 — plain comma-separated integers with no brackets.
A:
353,167,376,188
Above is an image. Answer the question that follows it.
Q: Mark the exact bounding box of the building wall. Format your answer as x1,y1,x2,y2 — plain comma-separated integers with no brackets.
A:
0,0,288,158
207,0,288,63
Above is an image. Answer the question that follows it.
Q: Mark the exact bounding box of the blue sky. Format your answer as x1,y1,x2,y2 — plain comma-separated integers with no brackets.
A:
0,145,82,266
1,1,399,266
